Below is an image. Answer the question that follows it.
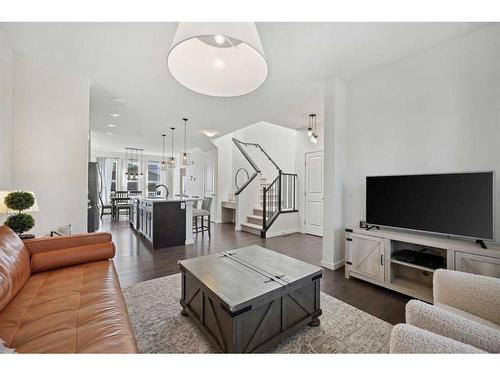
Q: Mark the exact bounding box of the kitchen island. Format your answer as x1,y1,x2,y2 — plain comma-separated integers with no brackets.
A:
130,197,203,249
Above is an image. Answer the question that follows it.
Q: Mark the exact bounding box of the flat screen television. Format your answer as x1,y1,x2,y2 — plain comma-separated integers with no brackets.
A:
366,172,494,240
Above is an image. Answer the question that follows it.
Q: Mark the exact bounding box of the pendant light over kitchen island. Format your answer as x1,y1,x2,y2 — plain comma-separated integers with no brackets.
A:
167,127,176,168
180,118,191,165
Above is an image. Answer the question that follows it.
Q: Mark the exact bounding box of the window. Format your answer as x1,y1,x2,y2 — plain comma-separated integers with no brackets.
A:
110,160,118,192
147,161,161,193
127,160,139,191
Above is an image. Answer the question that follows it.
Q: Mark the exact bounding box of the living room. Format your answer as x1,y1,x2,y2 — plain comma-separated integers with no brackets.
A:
1,0,499,373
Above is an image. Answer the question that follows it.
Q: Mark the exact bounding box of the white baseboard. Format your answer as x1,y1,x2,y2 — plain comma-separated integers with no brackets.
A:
320,260,335,270
265,228,301,238
334,259,345,270
321,259,345,270
234,225,242,231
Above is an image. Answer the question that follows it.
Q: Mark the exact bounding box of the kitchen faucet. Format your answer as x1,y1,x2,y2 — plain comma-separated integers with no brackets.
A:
155,184,169,198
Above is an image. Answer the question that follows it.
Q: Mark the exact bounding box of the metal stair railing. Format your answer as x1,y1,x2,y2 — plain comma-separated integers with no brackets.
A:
232,138,297,238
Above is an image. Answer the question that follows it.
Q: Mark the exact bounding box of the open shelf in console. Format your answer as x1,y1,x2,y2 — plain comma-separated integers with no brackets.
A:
388,239,446,302
390,262,433,301
390,239,447,271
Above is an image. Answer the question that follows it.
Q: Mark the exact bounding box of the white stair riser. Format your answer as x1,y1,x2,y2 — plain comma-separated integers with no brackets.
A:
247,216,263,225
241,225,261,236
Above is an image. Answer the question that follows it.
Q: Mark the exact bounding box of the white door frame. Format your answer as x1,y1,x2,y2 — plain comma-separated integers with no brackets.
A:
304,150,324,236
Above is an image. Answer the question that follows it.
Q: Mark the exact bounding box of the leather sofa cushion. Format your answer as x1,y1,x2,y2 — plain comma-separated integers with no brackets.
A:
24,232,112,255
0,226,31,312
31,242,115,273
0,260,138,353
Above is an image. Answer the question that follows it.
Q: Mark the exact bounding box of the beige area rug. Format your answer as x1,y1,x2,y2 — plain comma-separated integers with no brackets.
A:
123,273,393,353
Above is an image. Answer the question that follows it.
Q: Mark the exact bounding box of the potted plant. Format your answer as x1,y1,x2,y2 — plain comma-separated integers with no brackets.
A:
3,191,36,238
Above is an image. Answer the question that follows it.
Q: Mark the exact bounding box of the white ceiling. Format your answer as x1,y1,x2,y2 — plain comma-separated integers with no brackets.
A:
1,22,489,155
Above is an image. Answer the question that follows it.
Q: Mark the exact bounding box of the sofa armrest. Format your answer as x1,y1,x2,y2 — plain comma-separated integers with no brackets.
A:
24,232,112,255
31,242,115,273
390,324,485,353
434,269,500,325
406,300,500,353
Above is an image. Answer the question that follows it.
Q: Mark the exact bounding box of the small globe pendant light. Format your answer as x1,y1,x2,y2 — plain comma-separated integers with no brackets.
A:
308,114,319,144
180,118,191,165
161,134,167,171
167,127,176,168
307,114,314,137
168,23,268,97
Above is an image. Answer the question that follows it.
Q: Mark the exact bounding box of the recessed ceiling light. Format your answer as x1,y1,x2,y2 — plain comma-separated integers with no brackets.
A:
105,131,113,135
110,113,120,117
203,129,218,138
112,96,125,103
107,124,117,128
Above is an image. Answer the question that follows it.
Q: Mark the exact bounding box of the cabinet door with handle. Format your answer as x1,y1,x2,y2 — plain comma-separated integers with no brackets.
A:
350,233,385,282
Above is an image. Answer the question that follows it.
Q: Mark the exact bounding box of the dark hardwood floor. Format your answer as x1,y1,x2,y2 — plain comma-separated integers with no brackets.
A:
101,217,410,325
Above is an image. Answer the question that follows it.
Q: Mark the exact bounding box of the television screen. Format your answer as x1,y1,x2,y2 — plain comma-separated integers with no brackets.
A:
366,172,494,240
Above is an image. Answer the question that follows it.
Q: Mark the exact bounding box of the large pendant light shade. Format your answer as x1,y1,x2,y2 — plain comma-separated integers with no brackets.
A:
168,22,268,97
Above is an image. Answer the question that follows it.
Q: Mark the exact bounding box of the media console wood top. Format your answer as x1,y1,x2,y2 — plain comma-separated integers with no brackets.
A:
348,227,500,257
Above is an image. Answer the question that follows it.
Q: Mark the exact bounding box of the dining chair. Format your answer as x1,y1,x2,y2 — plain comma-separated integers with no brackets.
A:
113,191,130,219
99,194,112,219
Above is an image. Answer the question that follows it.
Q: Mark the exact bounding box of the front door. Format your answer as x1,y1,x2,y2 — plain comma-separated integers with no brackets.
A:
203,160,217,221
305,151,324,236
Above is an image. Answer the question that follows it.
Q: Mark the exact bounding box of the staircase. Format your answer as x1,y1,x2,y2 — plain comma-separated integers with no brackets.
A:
233,138,297,238
241,176,269,235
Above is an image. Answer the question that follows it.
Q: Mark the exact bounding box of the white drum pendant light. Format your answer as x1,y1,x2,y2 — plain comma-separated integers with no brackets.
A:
168,22,268,97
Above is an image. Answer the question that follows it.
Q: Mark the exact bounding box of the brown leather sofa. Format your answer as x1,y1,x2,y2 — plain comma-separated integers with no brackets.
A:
0,225,138,353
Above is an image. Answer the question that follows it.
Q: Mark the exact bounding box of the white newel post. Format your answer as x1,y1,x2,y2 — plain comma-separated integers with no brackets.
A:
234,194,242,231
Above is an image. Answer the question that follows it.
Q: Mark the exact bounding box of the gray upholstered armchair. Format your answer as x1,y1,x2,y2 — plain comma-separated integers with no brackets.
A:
390,269,500,353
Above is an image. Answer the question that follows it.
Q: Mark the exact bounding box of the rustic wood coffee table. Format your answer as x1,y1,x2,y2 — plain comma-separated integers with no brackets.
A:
178,245,322,353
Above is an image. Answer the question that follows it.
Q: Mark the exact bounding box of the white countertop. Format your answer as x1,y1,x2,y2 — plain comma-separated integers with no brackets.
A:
139,197,203,203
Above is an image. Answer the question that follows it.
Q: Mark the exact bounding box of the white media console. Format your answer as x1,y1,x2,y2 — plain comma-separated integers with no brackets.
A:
344,227,500,303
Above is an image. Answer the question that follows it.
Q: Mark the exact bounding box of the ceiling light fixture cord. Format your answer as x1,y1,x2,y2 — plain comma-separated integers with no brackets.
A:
184,118,187,152
171,127,175,158
162,135,165,163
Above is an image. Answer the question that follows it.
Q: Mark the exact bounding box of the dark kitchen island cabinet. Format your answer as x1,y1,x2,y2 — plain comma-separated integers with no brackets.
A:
131,197,201,249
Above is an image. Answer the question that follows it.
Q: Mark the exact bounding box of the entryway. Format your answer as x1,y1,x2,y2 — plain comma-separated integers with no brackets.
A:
304,151,324,236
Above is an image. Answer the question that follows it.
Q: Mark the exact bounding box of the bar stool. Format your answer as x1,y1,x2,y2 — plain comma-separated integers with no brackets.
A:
193,197,212,237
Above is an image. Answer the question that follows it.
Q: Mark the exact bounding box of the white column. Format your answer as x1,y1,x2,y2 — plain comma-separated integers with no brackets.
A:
185,200,195,244
322,77,347,270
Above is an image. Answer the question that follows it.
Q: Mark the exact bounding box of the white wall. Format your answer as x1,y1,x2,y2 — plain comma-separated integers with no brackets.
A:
214,135,234,223
0,28,13,191
12,56,90,236
171,148,217,198
345,25,500,243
